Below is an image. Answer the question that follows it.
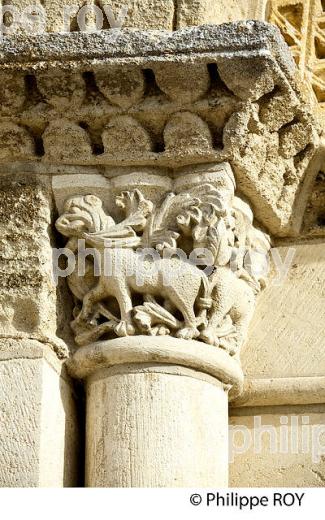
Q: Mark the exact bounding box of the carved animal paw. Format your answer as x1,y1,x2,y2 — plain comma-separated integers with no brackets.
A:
115,321,136,337
152,325,170,336
199,328,220,347
219,338,238,357
176,327,200,340
73,309,91,325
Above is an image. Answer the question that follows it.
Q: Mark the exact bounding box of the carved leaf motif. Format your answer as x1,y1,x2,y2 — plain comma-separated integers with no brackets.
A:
141,184,228,251
133,300,182,336
206,220,231,266
141,192,184,249
116,189,153,231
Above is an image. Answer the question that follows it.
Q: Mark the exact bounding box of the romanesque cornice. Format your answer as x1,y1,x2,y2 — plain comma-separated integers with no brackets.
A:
0,22,322,237
0,22,302,70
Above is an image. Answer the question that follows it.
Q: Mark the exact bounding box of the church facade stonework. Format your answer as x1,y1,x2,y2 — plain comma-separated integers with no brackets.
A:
0,2,324,487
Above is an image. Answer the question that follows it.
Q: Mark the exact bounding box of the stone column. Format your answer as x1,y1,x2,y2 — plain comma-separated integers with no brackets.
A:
53,157,273,488
69,336,243,487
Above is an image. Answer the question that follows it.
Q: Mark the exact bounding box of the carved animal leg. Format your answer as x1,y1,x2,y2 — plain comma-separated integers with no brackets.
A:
112,282,135,337
167,289,200,340
79,284,104,322
200,276,231,347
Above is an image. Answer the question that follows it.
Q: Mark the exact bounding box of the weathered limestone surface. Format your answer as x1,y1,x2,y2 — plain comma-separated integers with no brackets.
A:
44,0,96,32
0,340,80,487
0,173,70,356
3,1,175,33
2,0,324,128
242,242,325,379
230,404,325,487
0,173,78,486
98,1,175,30
2,0,269,32
0,175,53,337
2,1,97,33
176,0,269,27
0,22,297,69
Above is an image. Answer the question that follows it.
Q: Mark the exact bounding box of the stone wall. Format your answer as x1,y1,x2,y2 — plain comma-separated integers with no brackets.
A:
230,404,325,486
0,172,80,486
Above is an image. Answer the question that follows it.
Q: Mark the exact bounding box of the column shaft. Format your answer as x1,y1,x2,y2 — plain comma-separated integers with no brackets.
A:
86,364,228,487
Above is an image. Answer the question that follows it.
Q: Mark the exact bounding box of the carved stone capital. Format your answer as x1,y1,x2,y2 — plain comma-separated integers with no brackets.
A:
55,162,270,393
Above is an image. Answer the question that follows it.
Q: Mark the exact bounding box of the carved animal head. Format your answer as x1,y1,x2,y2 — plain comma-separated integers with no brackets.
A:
56,195,115,238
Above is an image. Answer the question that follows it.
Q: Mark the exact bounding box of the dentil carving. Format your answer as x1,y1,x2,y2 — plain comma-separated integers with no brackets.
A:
56,167,270,356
